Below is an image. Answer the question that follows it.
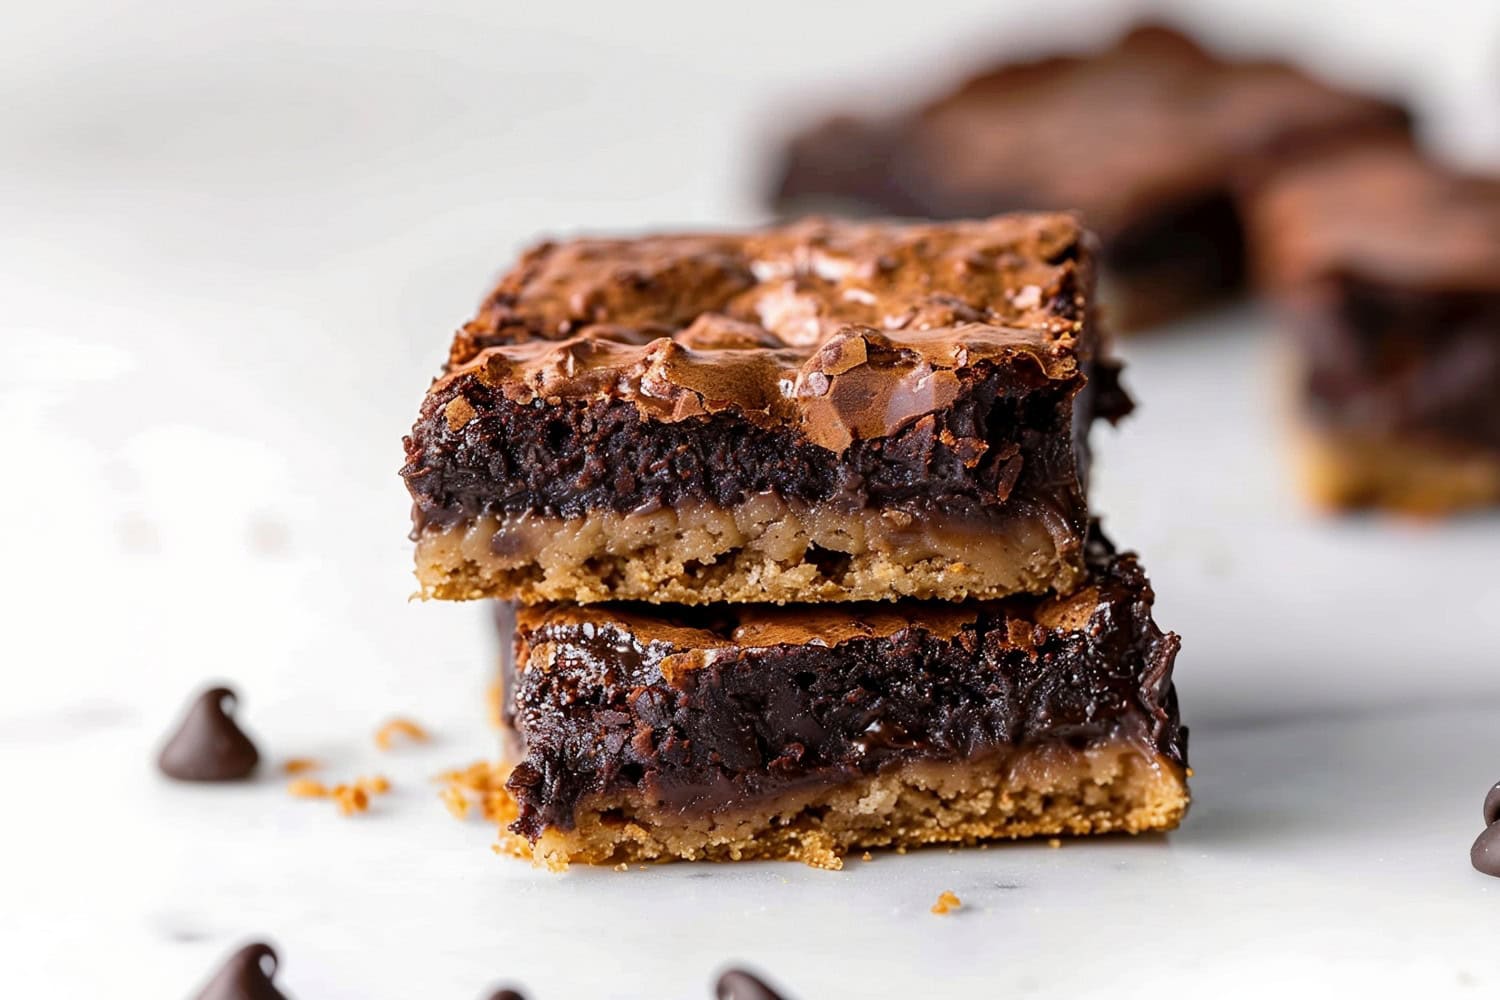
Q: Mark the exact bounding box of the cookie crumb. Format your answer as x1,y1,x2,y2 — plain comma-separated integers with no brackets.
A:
931,891,962,915
613,862,629,872
442,785,471,819
1048,838,1062,849
860,852,873,862
357,775,391,795
282,758,320,775
332,784,370,816
437,761,520,824
288,778,329,798
375,717,429,750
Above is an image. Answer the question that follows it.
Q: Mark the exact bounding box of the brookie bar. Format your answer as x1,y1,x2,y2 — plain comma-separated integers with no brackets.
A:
495,530,1188,869
1248,141,1500,513
769,23,1410,330
403,213,1127,605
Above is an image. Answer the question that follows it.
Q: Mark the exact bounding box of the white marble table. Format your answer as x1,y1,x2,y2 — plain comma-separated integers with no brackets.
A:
4,2,1499,996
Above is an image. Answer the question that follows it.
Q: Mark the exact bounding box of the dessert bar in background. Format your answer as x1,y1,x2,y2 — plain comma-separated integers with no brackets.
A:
495,530,1187,869
403,214,1129,605
1248,141,1500,514
768,23,1410,330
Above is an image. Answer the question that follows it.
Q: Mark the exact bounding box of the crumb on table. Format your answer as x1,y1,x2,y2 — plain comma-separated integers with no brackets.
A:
357,775,391,795
931,891,962,915
282,758,320,775
287,778,328,798
288,775,389,814
332,783,370,817
375,717,430,750
442,785,470,819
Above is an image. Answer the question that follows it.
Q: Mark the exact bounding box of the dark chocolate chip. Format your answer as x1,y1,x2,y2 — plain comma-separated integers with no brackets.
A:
1483,781,1500,828
1472,822,1500,878
482,990,527,1000
192,942,289,1000
716,968,788,1000
158,686,260,781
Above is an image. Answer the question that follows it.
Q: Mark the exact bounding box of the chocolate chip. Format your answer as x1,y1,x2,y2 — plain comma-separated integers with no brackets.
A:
716,968,788,1000
482,990,527,1000
192,942,290,1000
1483,781,1500,828
1472,822,1500,878
157,686,260,781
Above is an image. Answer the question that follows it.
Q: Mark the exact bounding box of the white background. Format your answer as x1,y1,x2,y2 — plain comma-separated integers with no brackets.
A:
3,1,1500,997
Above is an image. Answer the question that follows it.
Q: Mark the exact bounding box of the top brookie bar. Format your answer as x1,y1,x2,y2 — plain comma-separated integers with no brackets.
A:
1247,140,1500,513
403,213,1127,605
769,23,1410,330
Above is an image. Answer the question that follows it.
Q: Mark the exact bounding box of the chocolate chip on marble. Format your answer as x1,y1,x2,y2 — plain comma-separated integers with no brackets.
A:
157,686,260,781
716,968,788,1000
192,942,290,1000
1483,781,1500,828
1472,822,1500,878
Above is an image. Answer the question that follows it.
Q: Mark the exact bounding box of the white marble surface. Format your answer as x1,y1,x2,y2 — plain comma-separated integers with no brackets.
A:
3,1,1500,996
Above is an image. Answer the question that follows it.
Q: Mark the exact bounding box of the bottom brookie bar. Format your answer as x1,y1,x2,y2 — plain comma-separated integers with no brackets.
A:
490,530,1188,870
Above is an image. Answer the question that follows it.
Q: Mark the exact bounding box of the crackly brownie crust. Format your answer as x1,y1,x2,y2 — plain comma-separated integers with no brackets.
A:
769,23,1410,329
497,529,1186,863
1250,142,1500,511
403,214,1126,603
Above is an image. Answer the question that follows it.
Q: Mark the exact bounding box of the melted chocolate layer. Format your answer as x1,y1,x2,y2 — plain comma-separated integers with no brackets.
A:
501,531,1184,840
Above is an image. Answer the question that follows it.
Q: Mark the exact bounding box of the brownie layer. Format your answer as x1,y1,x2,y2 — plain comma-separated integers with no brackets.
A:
769,23,1409,329
408,365,1092,530
500,531,1184,844
1295,277,1500,453
403,214,1122,602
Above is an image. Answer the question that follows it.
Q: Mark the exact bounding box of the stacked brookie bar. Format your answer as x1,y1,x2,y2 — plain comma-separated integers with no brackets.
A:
401,214,1189,869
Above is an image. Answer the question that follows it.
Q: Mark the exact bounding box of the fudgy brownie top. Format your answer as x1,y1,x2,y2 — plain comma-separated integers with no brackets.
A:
429,213,1097,453
772,24,1409,240
1250,141,1500,293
